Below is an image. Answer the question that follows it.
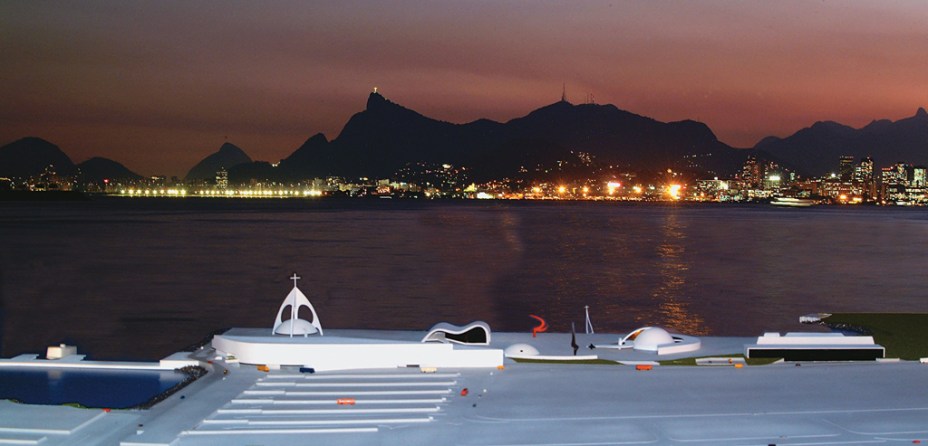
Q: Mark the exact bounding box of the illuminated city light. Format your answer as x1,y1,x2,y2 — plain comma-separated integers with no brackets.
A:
94,153,902,203
606,181,621,196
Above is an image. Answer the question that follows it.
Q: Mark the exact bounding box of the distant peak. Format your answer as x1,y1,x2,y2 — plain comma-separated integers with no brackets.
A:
218,142,242,152
8,136,57,148
810,120,844,129
367,91,387,110
544,100,574,110
916,107,927,118
304,133,328,145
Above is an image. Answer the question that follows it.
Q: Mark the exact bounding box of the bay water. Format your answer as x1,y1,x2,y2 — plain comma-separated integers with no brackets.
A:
2,198,926,360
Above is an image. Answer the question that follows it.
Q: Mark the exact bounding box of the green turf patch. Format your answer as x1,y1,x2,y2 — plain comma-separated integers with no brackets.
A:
510,358,619,365
823,313,928,360
658,354,781,366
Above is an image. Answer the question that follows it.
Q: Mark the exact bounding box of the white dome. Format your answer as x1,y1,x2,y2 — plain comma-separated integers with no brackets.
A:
632,327,675,352
504,343,540,357
274,319,319,336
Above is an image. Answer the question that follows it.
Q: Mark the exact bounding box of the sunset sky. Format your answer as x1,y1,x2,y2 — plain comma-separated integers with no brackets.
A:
2,1,926,176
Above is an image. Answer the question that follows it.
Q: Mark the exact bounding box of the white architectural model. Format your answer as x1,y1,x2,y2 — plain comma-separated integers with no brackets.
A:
272,273,323,337
213,274,504,371
590,326,702,355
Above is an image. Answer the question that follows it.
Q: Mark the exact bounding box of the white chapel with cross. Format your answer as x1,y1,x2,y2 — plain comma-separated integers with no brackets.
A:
272,273,323,337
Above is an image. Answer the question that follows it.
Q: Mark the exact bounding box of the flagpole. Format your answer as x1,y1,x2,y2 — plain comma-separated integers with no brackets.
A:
584,305,594,334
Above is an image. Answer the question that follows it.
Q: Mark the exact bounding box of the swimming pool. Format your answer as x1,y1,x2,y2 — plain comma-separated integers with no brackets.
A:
0,368,186,408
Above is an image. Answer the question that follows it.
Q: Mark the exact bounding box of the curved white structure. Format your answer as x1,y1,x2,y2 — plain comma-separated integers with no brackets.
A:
617,327,702,355
504,343,540,357
421,321,491,345
213,275,504,371
628,327,675,351
214,328,504,371
272,274,323,337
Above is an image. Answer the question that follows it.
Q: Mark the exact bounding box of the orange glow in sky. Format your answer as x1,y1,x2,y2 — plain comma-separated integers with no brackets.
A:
1,1,926,176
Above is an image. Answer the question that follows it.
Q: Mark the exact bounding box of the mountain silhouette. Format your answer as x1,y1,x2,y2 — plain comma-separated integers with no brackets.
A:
277,133,330,180
228,161,278,184
15,98,924,183
185,142,252,181
77,157,142,183
0,137,76,178
275,92,745,181
755,108,928,176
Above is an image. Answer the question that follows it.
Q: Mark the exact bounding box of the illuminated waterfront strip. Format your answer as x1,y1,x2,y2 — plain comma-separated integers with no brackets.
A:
118,189,325,198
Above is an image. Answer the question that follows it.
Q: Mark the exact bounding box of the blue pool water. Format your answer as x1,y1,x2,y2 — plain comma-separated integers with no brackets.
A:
0,368,186,408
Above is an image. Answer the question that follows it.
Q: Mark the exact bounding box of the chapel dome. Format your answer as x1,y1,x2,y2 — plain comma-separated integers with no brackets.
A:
274,318,318,336
504,343,540,357
632,327,675,351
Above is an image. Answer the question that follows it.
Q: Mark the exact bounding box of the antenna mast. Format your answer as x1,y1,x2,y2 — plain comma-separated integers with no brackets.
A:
584,305,594,334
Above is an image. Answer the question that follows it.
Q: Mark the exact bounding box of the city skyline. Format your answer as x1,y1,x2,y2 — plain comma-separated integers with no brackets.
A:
2,1,927,176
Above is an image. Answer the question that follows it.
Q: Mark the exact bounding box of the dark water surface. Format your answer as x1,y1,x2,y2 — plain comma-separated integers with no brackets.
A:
2,198,927,360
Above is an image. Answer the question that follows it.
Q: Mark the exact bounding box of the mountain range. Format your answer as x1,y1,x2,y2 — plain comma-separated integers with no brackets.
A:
265,92,745,182
2,94,926,183
756,107,928,176
0,137,141,182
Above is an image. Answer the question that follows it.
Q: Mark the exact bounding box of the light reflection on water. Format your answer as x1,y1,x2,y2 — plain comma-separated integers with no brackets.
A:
1,199,927,360
651,210,708,335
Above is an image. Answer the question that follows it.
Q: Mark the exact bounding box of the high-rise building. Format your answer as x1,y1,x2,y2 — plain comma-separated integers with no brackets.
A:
854,157,873,183
895,163,912,185
854,157,875,200
880,163,913,202
913,166,927,187
882,166,900,185
741,156,761,188
216,167,229,191
839,155,855,181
